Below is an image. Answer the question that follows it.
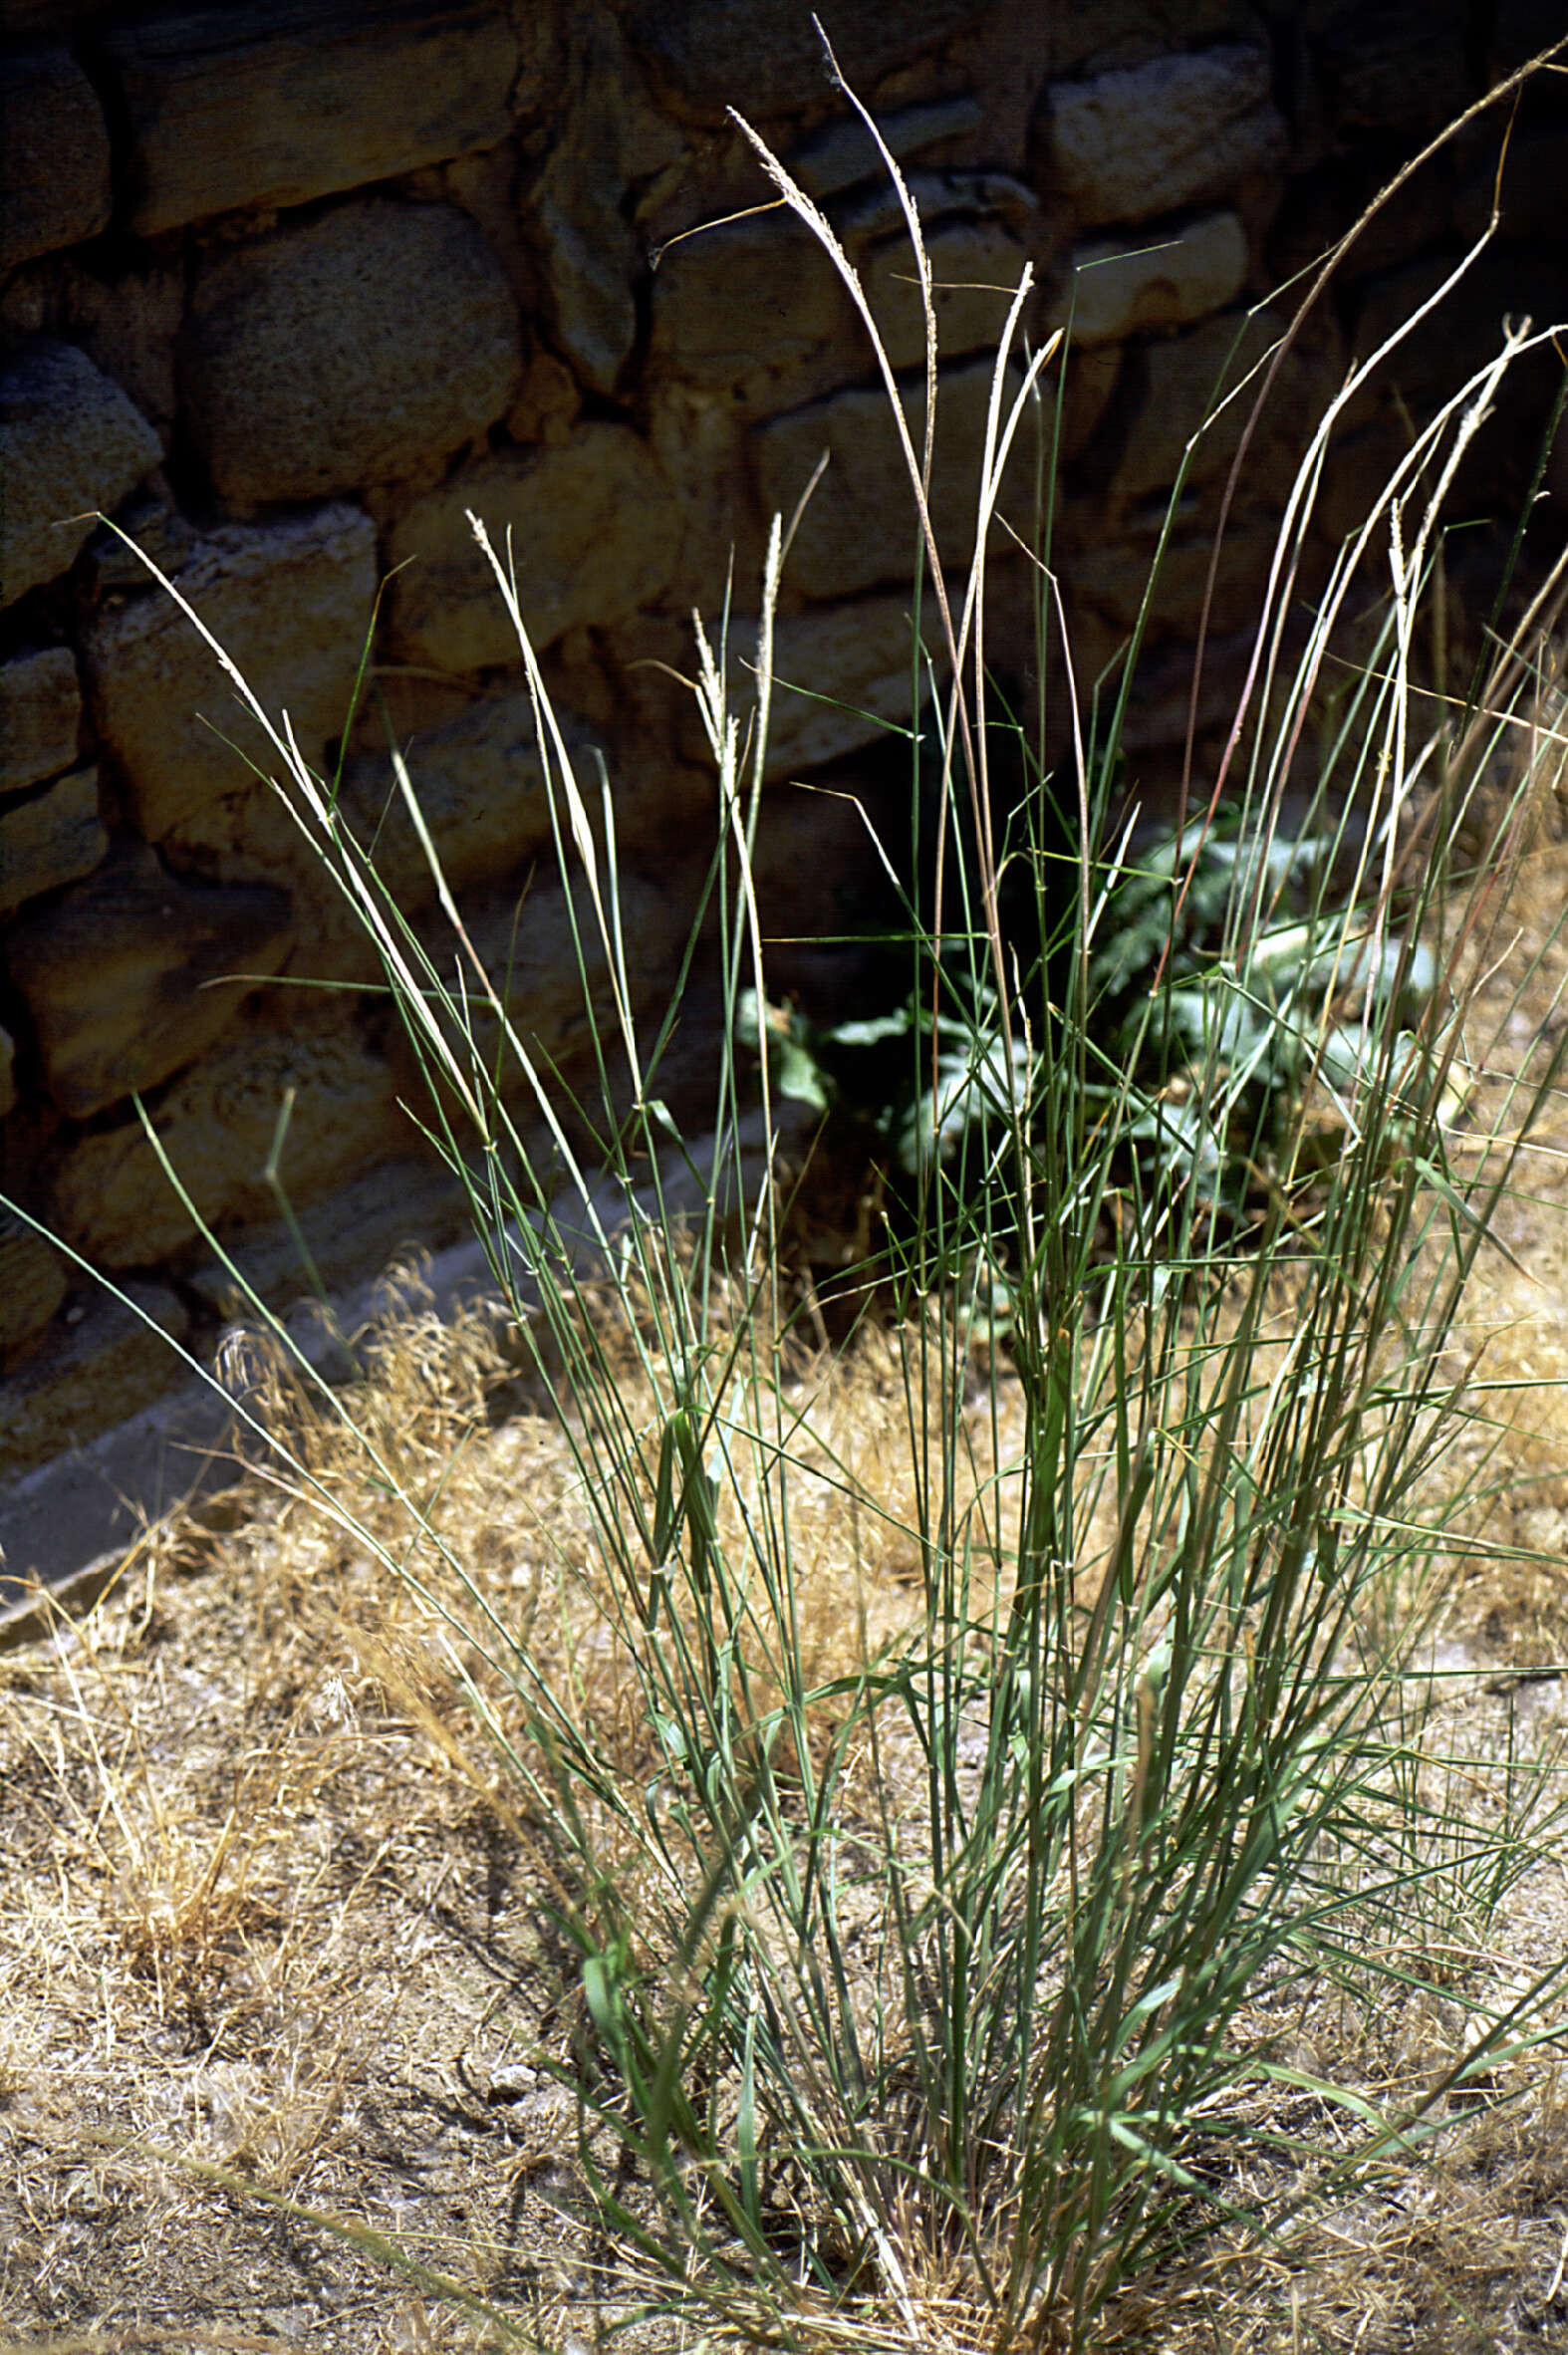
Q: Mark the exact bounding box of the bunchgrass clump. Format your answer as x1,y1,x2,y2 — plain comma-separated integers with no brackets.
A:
8,41,1568,2355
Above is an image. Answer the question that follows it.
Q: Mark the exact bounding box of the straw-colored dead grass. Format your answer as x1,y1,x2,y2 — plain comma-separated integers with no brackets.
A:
8,838,1568,2351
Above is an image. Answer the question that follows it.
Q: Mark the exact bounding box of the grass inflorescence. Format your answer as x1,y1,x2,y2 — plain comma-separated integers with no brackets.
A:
8,46,1568,2355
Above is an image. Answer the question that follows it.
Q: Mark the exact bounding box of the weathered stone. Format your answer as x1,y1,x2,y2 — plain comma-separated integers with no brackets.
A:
1072,508,1283,637
160,672,583,988
1040,44,1287,229
1313,1,1472,133
56,252,185,447
182,201,522,505
650,210,860,410
0,1208,67,1353
82,503,378,840
868,217,1034,371
0,765,107,916
394,868,675,1117
1045,1,1257,74
1270,153,1452,292
1108,307,1332,512
1114,627,1260,754
0,342,161,609
103,1,521,236
645,383,768,619
616,0,991,126
1348,254,1568,504
0,47,112,269
520,13,680,395
0,647,81,794
157,783,374,989
0,1023,14,1118
792,94,983,199
1058,342,1123,458
754,356,1034,601
340,690,588,906
0,1279,189,1482
680,596,933,780
389,426,680,671
746,774,907,1004
3,847,294,1120
0,250,185,444
837,167,1044,253
506,350,583,448
1311,416,1419,551
47,1019,409,1268
80,492,197,599
1052,211,1247,347
525,181,638,399
1456,126,1568,246
1489,0,1568,74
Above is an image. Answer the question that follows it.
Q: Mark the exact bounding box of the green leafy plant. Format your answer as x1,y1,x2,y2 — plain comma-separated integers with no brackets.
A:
12,40,1568,2355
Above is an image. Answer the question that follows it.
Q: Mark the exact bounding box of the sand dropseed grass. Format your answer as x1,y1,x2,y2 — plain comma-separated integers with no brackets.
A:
9,53,1568,2355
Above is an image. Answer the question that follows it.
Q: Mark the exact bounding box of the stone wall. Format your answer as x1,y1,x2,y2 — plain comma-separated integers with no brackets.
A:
2,0,1566,1487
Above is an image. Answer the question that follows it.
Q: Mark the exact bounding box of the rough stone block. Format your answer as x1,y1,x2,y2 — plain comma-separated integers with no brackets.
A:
506,349,583,448
157,781,375,989
0,46,112,269
80,491,197,599
340,690,583,907
56,252,185,446
1488,0,1568,73
837,167,1044,254
1108,307,1332,511
746,777,906,996
82,502,378,840
104,0,521,236
617,0,991,125
182,200,522,505
1045,1,1256,74
47,1019,409,1268
389,425,679,670
867,217,1034,371
1072,507,1282,636
519,13,679,395
1040,44,1287,229
681,595,932,780
754,356,1033,601
1456,126,1568,246
157,673,579,989
393,868,674,1116
0,646,82,794
792,95,983,199
1052,211,1247,347
525,178,638,399
1348,254,1567,504
3,846,294,1119
650,209,859,410
0,1279,189,1481
0,764,107,916
1058,342,1124,457
0,1208,67,1353
0,341,161,610
1313,1,1472,132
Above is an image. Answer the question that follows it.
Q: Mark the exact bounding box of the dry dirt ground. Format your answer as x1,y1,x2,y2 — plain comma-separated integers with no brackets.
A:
7,835,1568,2355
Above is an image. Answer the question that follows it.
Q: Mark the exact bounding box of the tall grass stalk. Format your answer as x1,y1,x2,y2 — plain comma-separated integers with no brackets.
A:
13,68,1568,2355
